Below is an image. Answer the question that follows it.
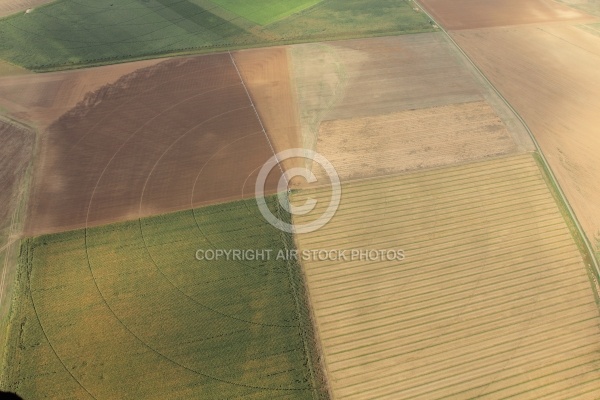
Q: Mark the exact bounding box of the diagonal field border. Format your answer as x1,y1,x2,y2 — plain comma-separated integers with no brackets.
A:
228,51,288,186
412,0,600,277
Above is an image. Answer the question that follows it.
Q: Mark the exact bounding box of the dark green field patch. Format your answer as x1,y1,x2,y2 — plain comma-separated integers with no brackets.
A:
1,196,326,399
0,0,433,71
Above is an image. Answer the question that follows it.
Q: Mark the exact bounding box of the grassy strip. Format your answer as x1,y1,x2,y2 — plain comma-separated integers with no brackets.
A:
0,238,32,389
533,152,600,304
276,194,330,399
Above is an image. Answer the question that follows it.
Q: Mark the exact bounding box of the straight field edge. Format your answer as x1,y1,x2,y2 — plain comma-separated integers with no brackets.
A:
0,118,40,386
0,238,32,390
276,195,331,400
0,197,332,397
14,30,434,73
532,152,600,307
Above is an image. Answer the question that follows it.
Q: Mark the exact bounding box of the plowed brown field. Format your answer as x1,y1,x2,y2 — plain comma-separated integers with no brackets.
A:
0,119,35,349
0,58,162,130
0,120,34,236
453,24,600,252
418,0,596,30
25,54,281,236
313,101,519,181
293,154,600,398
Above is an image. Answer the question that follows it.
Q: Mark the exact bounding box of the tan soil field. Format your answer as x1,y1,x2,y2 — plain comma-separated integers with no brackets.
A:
291,33,484,152
289,33,531,181
232,47,302,173
293,154,600,398
0,60,30,77
313,101,519,182
453,24,600,252
0,58,162,130
24,54,282,236
0,0,55,17
418,0,597,30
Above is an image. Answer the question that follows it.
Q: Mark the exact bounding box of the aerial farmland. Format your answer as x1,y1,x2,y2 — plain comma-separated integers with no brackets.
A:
0,0,599,399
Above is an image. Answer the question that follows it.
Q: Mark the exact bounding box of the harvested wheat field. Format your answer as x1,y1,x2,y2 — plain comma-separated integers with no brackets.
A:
0,58,161,130
453,24,600,253
293,154,600,398
417,0,597,30
313,101,519,181
25,54,282,236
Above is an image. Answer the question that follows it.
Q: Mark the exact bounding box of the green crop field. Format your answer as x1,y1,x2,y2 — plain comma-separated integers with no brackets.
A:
0,0,433,71
209,0,322,25
1,197,326,399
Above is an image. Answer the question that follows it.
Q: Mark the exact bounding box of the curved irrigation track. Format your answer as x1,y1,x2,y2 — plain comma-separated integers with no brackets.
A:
21,53,316,398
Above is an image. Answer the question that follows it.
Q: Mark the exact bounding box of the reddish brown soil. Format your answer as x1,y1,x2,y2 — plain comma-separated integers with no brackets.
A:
25,54,281,236
418,0,597,30
0,58,162,130
0,120,34,234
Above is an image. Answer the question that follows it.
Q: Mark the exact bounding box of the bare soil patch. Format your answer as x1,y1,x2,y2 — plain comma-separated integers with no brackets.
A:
0,58,162,130
418,0,597,30
25,54,281,236
232,47,302,174
0,59,30,77
0,0,55,17
289,33,531,181
453,24,600,251
313,101,519,182
0,119,35,365
0,120,34,235
291,34,483,138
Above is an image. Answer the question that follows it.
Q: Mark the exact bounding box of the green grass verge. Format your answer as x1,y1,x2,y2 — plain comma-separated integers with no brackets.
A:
0,0,433,71
208,0,323,25
532,152,600,303
0,196,328,399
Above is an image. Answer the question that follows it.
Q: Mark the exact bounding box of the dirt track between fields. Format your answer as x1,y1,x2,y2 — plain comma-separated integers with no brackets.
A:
419,0,597,30
25,54,281,236
453,24,600,251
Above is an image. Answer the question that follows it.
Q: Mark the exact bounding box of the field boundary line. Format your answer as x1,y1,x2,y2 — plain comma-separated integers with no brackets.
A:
413,0,600,278
228,51,288,185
